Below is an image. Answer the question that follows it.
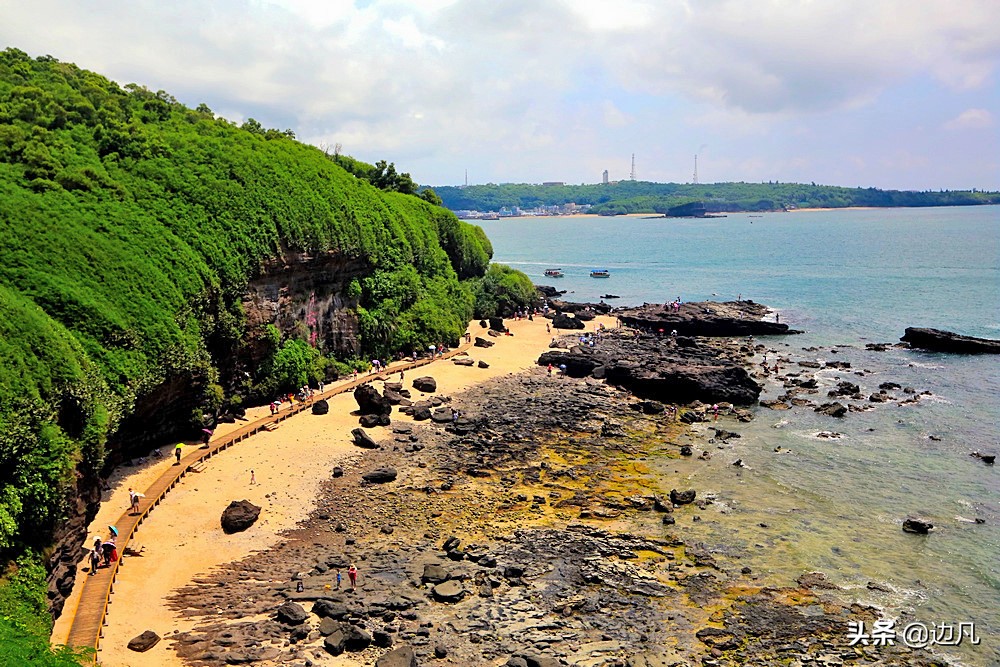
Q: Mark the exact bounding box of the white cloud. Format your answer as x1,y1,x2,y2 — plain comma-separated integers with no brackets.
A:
944,108,994,130
0,0,997,188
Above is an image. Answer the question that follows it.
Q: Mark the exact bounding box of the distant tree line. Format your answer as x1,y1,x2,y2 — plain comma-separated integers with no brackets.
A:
434,181,999,215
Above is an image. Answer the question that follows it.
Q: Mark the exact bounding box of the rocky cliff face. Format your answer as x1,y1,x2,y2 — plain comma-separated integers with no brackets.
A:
242,250,369,363
49,250,369,621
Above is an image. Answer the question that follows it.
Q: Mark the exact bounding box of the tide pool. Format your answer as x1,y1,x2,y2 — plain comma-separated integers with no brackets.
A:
477,206,1000,665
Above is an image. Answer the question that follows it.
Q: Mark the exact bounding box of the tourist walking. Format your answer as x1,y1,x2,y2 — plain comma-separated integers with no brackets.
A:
89,547,100,574
250,469,256,485
348,563,358,591
174,443,182,465
129,488,140,515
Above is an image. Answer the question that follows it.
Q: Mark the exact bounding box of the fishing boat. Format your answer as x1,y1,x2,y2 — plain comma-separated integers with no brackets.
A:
590,269,610,278
544,268,564,278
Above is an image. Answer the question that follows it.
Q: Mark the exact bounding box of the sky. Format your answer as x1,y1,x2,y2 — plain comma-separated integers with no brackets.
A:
2,0,998,190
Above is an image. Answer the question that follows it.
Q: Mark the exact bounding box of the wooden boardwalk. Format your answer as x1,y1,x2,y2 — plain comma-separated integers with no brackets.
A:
63,343,472,659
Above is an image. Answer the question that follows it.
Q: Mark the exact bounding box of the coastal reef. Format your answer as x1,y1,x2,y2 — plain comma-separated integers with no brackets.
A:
166,363,939,667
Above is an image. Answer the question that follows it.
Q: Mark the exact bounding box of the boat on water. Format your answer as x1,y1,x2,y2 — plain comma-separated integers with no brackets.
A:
590,269,610,278
544,268,564,278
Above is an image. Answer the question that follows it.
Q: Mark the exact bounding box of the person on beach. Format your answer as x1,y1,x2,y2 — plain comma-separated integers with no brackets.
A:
399,369,404,381
129,488,140,515
250,469,256,485
89,547,100,574
174,443,182,465
547,363,553,376
101,539,115,567
348,563,358,590
336,570,342,589
775,313,780,323
712,404,719,421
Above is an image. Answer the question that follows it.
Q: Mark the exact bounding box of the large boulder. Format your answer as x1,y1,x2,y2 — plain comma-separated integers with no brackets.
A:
901,327,1000,354
670,489,696,505
432,579,465,603
383,387,405,404
412,376,437,393
537,350,603,378
421,563,450,584
276,601,308,625
815,402,848,418
127,630,160,652
489,316,508,332
362,467,398,484
352,428,380,449
376,646,418,667
474,336,495,348
359,413,391,428
344,624,372,651
354,384,392,415
220,500,261,534
312,399,329,415
552,313,585,330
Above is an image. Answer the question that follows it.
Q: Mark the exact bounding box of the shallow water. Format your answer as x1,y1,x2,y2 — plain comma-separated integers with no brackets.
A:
478,206,1000,665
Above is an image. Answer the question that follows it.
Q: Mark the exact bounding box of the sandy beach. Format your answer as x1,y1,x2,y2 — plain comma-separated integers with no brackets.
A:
52,314,612,666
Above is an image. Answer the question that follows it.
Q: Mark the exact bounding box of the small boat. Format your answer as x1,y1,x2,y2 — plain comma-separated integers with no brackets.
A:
601,294,620,299
544,268,564,278
590,269,610,278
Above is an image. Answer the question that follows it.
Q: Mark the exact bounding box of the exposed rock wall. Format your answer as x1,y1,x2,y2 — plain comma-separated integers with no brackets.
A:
243,250,369,363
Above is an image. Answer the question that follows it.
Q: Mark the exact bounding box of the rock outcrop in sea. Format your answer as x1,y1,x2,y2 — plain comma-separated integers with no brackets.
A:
901,327,1000,354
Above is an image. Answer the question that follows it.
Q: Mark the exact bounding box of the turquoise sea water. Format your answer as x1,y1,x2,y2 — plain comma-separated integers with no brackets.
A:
477,206,1000,665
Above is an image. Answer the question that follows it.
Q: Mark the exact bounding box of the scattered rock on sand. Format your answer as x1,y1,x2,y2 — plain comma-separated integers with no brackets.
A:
275,601,308,625
432,579,466,602
351,427,380,449
354,384,392,415
375,645,418,667
475,336,495,348
453,357,475,366
126,630,160,652
312,399,329,415
362,467,398,484
220,500,261,534
413,376,437,393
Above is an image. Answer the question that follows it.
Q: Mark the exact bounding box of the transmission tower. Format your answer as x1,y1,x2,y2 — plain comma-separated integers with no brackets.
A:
692,154,698,184
630,153,636,181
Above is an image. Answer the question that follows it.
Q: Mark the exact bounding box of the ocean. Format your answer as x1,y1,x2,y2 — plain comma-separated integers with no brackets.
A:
476,206,1000,666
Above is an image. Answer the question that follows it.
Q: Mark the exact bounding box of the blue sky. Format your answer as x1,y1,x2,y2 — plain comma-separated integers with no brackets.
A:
2,0,997,190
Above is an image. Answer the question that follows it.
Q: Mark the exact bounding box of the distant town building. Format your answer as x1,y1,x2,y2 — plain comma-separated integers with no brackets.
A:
542,181,565,186
602,170,609,185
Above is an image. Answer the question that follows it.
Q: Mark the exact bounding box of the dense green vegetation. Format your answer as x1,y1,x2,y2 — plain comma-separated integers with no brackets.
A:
434,180,1000,215
0,48,513,660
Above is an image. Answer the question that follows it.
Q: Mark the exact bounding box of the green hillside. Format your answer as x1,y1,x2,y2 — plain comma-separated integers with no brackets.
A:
0,48,515,661
434,180,1000,214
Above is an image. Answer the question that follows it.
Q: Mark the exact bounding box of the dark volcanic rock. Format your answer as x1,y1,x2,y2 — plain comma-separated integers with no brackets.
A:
901,327,1000,354
432,579,466,602
312,399,329,415
537,350,603,377
354,384,392,415
552,312,586,330
453,357,475,366
220,500,261,534
421,563,450,584
352,428,380,449
605,359,762,406
474,336,495,348
362,467,398,484
902,517,933,534
359,413,391,428
670,489,696,505
815,402,848,418
127,630,160,652
489,316,508,332
276,601,308,625
413,376,437,393
618,300,801,337
375,645,418,667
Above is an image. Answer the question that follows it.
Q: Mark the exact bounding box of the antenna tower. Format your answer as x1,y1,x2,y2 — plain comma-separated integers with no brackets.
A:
464,169,468,188
630,153,636,181
693,154,698,184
